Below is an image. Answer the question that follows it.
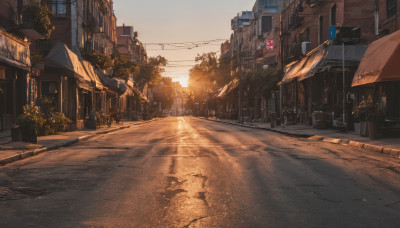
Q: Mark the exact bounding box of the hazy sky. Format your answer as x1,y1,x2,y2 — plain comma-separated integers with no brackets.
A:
114,0,255,87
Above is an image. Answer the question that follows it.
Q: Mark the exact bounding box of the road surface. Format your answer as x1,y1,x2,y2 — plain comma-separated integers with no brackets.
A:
1,117,400,227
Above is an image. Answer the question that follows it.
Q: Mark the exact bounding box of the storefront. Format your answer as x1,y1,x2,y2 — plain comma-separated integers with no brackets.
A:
280,41,367,127
41,42,94,130
0,30,31,131
352,30,400,135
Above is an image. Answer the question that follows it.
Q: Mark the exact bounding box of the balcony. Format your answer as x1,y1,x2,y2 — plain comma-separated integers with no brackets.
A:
288,11,303,29
82,16,104,34
19,14,45,39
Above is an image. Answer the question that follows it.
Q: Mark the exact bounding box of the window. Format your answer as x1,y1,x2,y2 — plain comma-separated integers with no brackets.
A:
330,5,336,26
387,0,397,18
262,16,272,33
52,0,67,16
261,0,278,7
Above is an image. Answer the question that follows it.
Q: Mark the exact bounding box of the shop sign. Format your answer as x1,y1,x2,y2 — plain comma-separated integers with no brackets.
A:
0,30,31,68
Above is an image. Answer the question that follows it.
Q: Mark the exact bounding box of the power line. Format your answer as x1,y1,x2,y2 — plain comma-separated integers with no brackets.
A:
146,39,227,45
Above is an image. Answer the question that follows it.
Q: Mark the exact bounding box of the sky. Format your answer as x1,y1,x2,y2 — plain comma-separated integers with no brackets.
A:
114,0,255,87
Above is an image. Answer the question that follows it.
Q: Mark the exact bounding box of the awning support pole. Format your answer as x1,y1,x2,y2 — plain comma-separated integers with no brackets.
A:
342,43,346,127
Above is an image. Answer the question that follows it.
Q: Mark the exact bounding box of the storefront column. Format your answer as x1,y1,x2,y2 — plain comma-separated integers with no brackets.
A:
12,72,16,123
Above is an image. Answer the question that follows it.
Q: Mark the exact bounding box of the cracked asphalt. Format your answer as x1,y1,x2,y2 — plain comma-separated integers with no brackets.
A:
1,116,400,227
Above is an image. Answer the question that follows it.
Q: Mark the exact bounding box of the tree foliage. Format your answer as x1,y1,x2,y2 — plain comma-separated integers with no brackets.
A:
81,49,113,70
135,55,167,87
24,4,54,39
112,53,139,80
188,52,232,101
249,66,280,98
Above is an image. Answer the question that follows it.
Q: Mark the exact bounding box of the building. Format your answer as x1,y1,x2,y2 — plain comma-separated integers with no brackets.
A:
117,25,147,65
279,0,376,128
0,0,34,131
377,0,400,36
252,0,283,69
281,0,375,66
47,0,117,54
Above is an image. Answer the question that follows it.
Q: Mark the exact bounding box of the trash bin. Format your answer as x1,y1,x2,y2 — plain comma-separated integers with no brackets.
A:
270,113,276,128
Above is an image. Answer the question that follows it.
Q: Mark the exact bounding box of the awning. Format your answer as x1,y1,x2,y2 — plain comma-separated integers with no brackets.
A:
216,78,239,98
281,57,309,83
297,49,327,81
352,30,400,87
281,42,368,84
96,69,127,95
45,42,92,90
81,60,104,91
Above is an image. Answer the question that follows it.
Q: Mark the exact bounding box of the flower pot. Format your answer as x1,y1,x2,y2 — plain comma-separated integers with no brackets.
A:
368,121,378,140
21,125,38,144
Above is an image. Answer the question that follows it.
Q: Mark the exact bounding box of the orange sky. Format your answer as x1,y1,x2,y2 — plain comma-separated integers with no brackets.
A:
114,0,255,87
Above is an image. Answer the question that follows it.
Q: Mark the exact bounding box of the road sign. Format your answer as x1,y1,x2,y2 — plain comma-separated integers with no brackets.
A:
329,26,336,40
266,40,274,50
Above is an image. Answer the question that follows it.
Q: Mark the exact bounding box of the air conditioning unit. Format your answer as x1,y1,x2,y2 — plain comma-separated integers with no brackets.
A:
301,42,311,55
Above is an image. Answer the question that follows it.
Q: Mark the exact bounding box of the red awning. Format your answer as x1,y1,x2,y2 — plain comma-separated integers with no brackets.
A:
352,30,400,87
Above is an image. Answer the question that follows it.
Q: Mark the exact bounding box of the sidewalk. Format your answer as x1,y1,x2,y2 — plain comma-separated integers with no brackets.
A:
205,117,400,159
0,119,158,166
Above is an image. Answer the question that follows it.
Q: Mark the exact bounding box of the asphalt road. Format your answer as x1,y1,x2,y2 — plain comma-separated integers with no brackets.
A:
1,117,400,227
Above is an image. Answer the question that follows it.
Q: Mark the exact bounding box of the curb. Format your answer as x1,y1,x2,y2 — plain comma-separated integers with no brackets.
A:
201,117,400,160
201,117,312,138
0,119,159,166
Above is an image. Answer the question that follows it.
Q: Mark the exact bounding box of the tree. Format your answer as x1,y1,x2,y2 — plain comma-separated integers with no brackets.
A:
249,66,280,99
81,49,113,70
112,53,139,80
188,52,232,103
135,56,167,87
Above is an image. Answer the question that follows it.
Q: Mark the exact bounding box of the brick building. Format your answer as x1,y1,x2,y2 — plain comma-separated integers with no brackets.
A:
279,0,376,128
47,0,117,54
281,0,375,66
116,25,147,65
377,0,400,36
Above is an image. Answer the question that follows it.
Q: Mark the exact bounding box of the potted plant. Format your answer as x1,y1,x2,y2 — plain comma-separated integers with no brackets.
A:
16,104,44,143
354,95,382,139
